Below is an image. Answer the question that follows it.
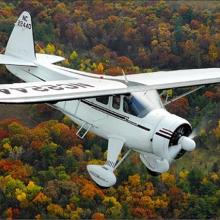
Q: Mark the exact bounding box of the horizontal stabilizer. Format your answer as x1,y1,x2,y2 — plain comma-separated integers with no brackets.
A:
36,53,65,64
0,54,36,67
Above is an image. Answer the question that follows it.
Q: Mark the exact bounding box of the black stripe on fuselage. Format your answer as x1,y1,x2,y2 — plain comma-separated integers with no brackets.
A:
159,129,173,136
156,132,171,140
138,124,150,131
81,100,150,132
162,128,173,134
82,100,127,120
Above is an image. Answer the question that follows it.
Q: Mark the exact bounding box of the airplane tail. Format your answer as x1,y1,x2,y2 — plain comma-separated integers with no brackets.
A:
0,11,65,67
2,11,36,66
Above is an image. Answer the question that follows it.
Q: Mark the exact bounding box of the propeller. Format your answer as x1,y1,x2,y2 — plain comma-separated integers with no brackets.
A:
168,124,195,160
168,136,196,161
168,118,208,160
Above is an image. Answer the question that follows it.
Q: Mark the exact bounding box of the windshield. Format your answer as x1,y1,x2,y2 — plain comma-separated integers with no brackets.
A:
123,91,162,118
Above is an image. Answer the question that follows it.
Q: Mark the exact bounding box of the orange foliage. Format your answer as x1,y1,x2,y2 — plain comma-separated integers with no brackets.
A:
0,159,32,181
132,207,155,219
6,207,19,219
80,183,104,199
106,66,123,76
167,97,189,116
92,212,106,220
128,174,141,187
117,56,133,67
33,192,50,204
6,207,13,219
203,91,216,100
0,118,22,129
51,123,81,146
30,140,45,150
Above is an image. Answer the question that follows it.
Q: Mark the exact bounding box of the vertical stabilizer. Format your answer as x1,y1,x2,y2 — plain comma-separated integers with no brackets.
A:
5,11,35,62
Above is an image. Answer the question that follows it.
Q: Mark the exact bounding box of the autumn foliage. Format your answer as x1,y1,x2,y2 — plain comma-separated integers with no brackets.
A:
0,0,220,219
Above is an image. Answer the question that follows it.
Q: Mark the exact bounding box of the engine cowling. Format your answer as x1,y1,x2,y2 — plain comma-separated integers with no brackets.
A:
140,111,196,174
152,113,193,159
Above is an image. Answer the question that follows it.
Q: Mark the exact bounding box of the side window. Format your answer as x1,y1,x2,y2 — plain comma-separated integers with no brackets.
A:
123,95,148,117
123,96,138,116
96,96,109,105
112,95,121,110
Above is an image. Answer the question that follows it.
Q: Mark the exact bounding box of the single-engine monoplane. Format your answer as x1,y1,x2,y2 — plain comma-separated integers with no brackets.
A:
0,12,220,187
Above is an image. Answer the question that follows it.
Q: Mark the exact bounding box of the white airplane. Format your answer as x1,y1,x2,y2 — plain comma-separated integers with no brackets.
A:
0,11,220,187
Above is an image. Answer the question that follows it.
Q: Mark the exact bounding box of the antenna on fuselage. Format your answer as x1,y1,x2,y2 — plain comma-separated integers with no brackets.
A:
122,69,128,83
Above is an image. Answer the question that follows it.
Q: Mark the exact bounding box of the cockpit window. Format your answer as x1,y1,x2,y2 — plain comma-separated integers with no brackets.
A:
112,95,121,110
96,96,109,105
123,94,153,118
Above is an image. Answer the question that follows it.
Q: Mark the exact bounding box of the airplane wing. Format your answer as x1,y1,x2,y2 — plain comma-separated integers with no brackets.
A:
0,68,219,104
0,78,144,103
116,68,220,90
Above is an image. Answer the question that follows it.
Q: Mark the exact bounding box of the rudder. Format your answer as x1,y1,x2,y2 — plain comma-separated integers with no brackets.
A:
5,11,35,62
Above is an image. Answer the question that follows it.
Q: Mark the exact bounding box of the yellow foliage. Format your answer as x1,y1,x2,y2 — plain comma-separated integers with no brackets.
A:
45,43,56,55
209,43,219,62
202,177,209,185
144,182,154,196
128,174,141,187
179,170,189,180
27,181,36,190
88,159,104,165
161,172,175,186
96,63,104,74
154,196,169,209
103,196,121,209
139,196,154,209
69,207,83,219
3,143,11,151
210,172,219,182
70,51,78,60
151,39,158,47
167,89,173,97
57,49,64,57
47,204,64,217
15,188,27,202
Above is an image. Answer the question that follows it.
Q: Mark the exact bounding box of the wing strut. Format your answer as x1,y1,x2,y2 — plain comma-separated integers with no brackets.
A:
164,85,205,106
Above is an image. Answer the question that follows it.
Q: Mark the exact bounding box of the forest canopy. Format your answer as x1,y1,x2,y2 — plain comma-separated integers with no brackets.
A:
0,0,220,219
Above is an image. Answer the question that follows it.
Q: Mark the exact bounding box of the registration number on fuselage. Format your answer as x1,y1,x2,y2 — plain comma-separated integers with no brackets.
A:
0,83,94,95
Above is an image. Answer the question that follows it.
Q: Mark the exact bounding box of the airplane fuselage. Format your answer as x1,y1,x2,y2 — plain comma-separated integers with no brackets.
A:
6,63,163,152
5,62,195,180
